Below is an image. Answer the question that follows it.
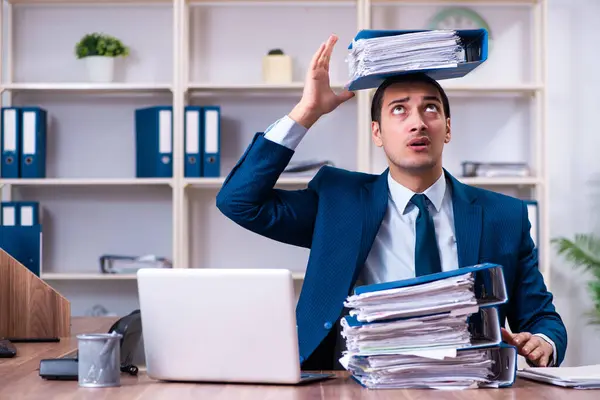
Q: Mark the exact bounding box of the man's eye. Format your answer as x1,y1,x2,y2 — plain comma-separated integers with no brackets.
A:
392,106,405,114
426,104,439,112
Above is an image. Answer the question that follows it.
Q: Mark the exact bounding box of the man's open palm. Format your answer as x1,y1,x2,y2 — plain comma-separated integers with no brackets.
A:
292,34,355,127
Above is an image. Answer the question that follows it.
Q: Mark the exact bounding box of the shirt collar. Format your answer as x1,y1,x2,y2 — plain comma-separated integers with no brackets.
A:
387,171,447,214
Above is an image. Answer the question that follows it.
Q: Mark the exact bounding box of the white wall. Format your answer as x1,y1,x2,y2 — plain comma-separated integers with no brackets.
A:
546,0,600,367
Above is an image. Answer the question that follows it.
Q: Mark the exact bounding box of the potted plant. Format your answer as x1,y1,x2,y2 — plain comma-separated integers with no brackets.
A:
75,32,129,83
552,233,600,324
262,48,292,84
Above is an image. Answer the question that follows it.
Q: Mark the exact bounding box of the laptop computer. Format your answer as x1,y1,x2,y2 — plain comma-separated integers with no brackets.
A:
136,268,335,384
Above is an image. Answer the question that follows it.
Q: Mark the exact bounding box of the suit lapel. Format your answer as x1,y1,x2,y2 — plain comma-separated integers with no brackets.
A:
357,170,389,270
446,170,482,267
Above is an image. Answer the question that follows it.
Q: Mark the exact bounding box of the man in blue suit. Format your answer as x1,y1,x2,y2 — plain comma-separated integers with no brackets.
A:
216,34,567,369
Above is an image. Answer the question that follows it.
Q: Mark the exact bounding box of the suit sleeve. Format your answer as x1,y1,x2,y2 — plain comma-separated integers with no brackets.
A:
215,120,322,249
506,200,568,366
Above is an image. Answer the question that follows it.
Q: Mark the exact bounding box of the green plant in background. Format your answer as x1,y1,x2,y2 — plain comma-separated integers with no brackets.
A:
552,234,600,324
75,32,129,59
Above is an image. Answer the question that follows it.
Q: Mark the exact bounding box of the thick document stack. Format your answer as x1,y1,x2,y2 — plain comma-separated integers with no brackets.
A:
340,264,517,390
345,29,488,91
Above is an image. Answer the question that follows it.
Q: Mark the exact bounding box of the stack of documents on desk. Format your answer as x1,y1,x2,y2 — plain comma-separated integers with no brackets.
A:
518,365,600,389
340,264,517,390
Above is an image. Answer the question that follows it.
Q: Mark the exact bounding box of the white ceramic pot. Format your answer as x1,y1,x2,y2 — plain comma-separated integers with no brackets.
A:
84,56,115,83
262,55,292,84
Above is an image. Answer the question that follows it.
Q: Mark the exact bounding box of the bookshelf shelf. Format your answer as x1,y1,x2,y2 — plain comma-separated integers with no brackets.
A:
0,0,550,316
440,83,543,95
6,0,171,4
41,273,138,280
0,178,174,187
187,82,349,93
459,176,542,186
1,83,172,94
186,0,356,5
40,271,307,280
371,0,538,5
181,176,540,190
184,176,314,189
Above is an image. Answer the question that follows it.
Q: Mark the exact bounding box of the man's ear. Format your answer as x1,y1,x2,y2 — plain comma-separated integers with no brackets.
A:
444,117,451,143
372,121,383,147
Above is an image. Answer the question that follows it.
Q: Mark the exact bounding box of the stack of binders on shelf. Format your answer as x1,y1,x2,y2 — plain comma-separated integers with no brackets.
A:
340,263,517,390
184,105,221,178
0,106,48,179
345,28,488,91
134,105,221,179
0,201,42,276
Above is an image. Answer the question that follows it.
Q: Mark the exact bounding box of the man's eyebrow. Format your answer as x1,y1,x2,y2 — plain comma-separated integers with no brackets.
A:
387,97,409,107
387,95,441,107
423,95,442,103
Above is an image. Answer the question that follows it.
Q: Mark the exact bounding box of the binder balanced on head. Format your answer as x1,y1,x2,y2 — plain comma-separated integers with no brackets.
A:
345,28,488,91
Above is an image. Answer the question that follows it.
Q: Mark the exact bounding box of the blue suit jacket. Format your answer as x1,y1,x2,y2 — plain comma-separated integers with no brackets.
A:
216,132,568,367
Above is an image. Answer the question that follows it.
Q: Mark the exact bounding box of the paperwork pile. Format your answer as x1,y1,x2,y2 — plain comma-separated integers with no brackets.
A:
339,264,516,390
518,365,600,389
347,30,466,85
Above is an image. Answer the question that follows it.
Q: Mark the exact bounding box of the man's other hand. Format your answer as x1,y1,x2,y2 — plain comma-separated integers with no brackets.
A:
289,34,355,129
501,328,553,367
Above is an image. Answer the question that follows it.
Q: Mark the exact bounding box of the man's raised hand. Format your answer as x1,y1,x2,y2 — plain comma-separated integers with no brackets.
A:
289,34,355,129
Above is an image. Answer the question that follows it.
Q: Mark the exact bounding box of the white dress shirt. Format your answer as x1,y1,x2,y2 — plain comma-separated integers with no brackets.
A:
263,114,557,366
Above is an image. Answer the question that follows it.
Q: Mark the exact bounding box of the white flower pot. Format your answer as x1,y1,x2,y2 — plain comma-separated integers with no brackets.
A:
84,56,115,83
262,55,293,84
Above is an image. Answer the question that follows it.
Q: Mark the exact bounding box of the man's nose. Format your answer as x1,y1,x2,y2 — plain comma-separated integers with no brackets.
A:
409,113,427,132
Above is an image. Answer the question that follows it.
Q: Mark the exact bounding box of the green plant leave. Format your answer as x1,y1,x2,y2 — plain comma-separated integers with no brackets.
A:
552,233,600,324
75,32,129,59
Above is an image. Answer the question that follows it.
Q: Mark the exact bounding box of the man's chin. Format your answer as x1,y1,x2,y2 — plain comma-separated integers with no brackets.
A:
394,159,437,173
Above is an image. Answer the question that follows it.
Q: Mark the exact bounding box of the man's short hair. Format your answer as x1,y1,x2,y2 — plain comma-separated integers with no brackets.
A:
370,73,451,123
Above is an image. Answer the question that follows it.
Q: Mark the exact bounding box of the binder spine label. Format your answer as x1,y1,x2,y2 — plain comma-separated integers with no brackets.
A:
22,111,37,155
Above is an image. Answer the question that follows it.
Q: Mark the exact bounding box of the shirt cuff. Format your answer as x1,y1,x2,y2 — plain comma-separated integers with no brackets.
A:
533,333,557,366
263,115,308,151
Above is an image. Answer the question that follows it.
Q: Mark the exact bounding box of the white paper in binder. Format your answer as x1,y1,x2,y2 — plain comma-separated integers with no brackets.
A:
347,30,466,83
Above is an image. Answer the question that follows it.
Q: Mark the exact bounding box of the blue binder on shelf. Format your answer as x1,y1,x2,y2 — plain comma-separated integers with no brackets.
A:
1,107,21,178
201,106,221,178
1,202,18,226
0,201,40,226
135,106,173,178
20,107,47,179
352,263,508,309
184,105,203,178
346,28,489,91
0,224,42,276
17,201,40,226
524,200,539,248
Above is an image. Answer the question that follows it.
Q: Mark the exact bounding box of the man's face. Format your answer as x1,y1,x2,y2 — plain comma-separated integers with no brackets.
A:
371,81,451,173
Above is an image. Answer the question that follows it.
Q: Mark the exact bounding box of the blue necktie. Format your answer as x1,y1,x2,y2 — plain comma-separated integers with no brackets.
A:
411,194,442,276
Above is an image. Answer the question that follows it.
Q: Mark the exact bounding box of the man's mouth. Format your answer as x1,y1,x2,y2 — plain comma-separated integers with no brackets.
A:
407,137,431,149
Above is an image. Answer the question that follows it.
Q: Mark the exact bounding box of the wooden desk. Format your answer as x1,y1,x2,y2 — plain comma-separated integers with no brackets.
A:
0,317,596,399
